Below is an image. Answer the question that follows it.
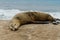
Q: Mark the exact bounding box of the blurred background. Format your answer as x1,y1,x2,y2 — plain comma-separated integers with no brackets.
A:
0,0,60,12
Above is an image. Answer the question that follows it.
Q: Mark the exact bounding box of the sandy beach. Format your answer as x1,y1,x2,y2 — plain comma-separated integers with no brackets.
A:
0,20,60,40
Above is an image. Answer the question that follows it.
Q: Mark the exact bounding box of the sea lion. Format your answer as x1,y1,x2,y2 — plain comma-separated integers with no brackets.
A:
8,11,56,31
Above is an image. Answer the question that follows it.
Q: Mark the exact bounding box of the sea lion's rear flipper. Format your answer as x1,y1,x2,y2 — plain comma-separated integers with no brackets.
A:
32,21,50,24
52,18,60,25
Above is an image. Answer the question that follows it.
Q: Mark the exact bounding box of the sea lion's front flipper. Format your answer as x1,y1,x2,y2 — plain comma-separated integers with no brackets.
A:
32,21,50,24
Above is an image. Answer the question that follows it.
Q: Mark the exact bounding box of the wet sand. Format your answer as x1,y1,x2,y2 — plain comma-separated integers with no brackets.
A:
0,20,60,40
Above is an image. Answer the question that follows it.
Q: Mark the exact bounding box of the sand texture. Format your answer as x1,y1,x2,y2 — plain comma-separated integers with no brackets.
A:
0,20,60,40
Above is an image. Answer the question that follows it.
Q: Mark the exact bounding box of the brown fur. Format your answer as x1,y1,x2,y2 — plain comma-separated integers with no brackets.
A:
9,12,55,31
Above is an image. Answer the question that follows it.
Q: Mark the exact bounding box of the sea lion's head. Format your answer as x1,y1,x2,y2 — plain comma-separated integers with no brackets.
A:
9,19,21,31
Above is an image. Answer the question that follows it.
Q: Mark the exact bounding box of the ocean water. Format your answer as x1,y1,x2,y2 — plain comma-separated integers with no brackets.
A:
0,0,60,20
0,9,60,20
0,0,60,11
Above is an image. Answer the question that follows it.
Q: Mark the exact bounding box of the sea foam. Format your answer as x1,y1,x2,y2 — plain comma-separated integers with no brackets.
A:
0,9,60,20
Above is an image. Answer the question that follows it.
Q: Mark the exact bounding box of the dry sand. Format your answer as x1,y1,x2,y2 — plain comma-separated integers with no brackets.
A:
0,20,60,40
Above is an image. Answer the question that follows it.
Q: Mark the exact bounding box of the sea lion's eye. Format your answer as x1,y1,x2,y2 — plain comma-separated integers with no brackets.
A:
16,17,19,19
15,24,16,25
